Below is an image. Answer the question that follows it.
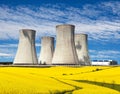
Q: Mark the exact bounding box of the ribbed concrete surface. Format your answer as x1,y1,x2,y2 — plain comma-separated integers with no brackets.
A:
75,34,91,65
52,24,79,64
14,29,38,64
39,37,54,64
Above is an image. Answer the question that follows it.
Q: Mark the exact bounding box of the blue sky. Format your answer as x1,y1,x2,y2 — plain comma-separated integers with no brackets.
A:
0,0,120,64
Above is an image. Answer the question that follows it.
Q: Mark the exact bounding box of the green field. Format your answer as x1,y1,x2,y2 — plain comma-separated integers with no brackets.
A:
0,66,120,94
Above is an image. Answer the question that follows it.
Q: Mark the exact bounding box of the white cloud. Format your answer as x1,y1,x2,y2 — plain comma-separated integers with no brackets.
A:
35,43,41,47
0,43,40,59
101,1,120,16
0,44,18,48
0,43,40,48
0,1,120,41
0,46,16,57
90,50,120,60
0,53,13,57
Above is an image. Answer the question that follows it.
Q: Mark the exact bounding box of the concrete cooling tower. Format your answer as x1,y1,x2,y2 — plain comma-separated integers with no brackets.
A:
52,24,79,65
39,37,54,64
14,29,38,65
75,34,91,65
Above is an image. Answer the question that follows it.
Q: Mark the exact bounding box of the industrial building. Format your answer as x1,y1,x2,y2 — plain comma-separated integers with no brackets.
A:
91,60,118,66
14,29,38,65
75,34,91,65
52,24,79,65
39,37,54,64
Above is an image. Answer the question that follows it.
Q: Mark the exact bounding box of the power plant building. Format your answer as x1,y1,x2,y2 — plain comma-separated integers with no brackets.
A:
39,37,54,64
14,29,38,64
52,24,79,65
91,60,118,66
75,34,91,65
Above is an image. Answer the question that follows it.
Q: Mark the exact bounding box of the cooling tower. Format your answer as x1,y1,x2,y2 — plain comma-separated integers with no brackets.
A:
52,24,79,65
75,34,91,65
14,29,38,65
39,37,54,64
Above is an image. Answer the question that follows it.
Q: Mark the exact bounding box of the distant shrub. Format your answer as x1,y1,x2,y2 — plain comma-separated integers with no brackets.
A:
92,68,102,72
96,68,102,71
70,73,73,75
62,73,67,75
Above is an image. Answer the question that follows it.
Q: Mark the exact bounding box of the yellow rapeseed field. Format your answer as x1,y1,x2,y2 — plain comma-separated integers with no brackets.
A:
0,66,120,94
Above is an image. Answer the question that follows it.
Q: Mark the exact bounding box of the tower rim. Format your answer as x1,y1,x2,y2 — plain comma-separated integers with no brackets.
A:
56,24,75,28
19,29,36,32
75,33,88,36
